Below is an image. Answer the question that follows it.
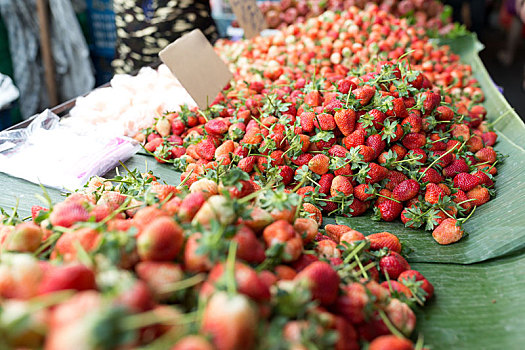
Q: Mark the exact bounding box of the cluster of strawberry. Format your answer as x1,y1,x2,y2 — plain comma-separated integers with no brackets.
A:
0,167,432,349
257,0,452,34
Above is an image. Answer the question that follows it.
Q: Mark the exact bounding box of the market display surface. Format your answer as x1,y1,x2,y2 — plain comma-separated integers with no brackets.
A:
1,3,525,350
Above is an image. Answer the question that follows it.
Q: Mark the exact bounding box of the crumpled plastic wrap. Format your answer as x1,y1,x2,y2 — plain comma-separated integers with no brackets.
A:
0,110,139,190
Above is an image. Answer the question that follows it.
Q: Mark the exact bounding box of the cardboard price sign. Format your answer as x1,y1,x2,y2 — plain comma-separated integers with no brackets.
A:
229,0,267,39
159,29,233,109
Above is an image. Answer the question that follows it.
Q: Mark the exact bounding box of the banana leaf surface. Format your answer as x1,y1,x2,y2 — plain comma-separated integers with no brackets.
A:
0,34,523,350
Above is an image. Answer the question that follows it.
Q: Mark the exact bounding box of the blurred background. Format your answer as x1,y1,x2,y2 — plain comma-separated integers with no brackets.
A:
0,0,523,130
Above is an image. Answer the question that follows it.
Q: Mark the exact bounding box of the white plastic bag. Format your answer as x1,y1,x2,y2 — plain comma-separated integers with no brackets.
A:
0,110,140,190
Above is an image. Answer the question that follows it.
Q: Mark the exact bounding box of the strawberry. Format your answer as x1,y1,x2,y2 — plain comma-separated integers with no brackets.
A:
453,172,480,192
385,171,408,191
473,170,494,187
52,227,100,262
424,183,445,204
279,165,294,185
443,158,469,178
432,218,464,245
353,85,376,105
358,145,376,162
238,155,256,173
333,316,360,350
376,199,403,221
481,131,498,146
137,217,184,261
419,167,443,184
201,292,258,350
369,109,387,130
38,264,96,295
3,222,42,253
204,262,270,301
334,109,356,136
451,124,470,141
304,90,323,107
398,270,434,299
172,335,214,350
366,134,386,158
300,111,316,133
296,261,340,306
343,129,366,149
330,175,354,197
328,145,348,158
379,251,410,279
291,153,314,167
315,239,341,259
431,150,453,168
293,218,318,244
340,229,366,245
308,154,330,175
233,225,266,264
314,113,336,130
135,261,183,300
422,90,441,115
402,133,426,149
467,185,490,206
334,282,369,324
178,192,206,222
392,179,420,202
132,206,169,229
196,139,216,161
348,197,369,216
388,97,409,119
435,105,454,121
31,205,48,222
366,231,402,253
385,298,416,336
205,118,229,135
369,335,414,350
337,78,356,94
49,201,89,228
263,220,303,262
354,183,374,202
145,138,163,152
475,146,497,164
184,234,212,273
242,127,263,145
324,224,351,242
192,195,236,227
366,163,389,184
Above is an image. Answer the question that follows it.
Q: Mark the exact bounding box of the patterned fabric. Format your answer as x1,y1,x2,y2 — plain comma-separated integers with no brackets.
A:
113,0,218,74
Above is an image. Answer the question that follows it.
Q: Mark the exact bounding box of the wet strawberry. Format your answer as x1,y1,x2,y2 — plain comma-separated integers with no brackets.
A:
402,133,426,149
314,113,336,131
205,118,229,135
343,129,366,149
304,90,323,107
196,139,216,161
366,134,386,158
419,167,443,184
385,171,408,191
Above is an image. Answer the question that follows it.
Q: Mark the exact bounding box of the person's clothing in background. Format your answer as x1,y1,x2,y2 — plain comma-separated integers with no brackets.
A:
112,0,218,74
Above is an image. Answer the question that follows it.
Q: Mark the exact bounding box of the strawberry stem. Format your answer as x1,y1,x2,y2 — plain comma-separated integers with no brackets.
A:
158,273,206,294
226,241,238,295
176,168,194,189
343,241,367,264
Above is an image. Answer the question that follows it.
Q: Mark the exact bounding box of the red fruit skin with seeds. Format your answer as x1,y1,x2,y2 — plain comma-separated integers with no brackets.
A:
296,261,340,306
137,217,184,261
392,179,420,202
453,172,480,192
379,252,410,280
38,264,96,295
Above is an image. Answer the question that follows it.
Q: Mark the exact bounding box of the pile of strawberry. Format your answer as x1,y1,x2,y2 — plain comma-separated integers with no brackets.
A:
255,0,452,34
0,167,432,349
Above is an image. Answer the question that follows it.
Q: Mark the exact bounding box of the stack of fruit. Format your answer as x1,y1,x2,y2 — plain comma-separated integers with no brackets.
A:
0,168,432,349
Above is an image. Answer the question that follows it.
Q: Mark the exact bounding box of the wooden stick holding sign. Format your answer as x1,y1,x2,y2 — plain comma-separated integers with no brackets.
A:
159,29,233,109
229,0,267,39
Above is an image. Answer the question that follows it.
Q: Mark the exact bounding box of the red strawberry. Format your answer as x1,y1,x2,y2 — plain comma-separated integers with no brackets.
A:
52,227,101,262
392,179,420,202
377,199,403,221
435,105,454,121
334,282,369,324
304,90,323,107
366,231,402,253
318,173,335,194
137,217,183,261
401,114,422,133
366,134,386,158
3,222,42,253
242,127,263,145
467,185,490,206
348,197,369,216
366,163,389,184
172,335,214,350
296,261,340,306
196,139,216,161
201,292,258,350
233,225,266,264
263,220,303,262
205,118,229,135
314,113,337,131
385,171,408,191
473,170,494,187
334,109,356,136
379,251,410,279
424,183,445,204
443,158,469,178
402,133,426,150
482,131,498,146
178,192,206,222
398,270,434,300
388,98,408,119
353,85,376,105
31,205,48,222
145,138,163,152
419,167,443,184
330,175,354,197
49,201,89,228
369,335,414,350
328,145,349,158
354,183,374,202
343,129,366,149
475,146,497,164
453,172,480,192
432,218,464,245
337,78,356,94
358,145,376,162
38,264,96,295
369,109,387,130
422,90,441,115
323,98,343,114
135,261,183,299
300,111,315,132
308,154,330,175
431,150,453,168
